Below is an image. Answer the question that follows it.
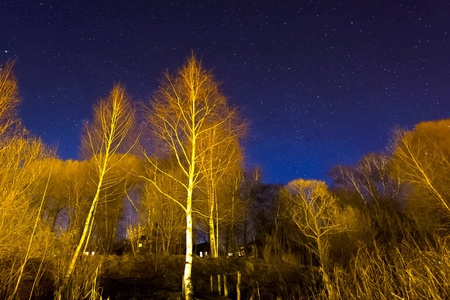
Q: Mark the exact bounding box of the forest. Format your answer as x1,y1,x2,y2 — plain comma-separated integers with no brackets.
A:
0,56,449,300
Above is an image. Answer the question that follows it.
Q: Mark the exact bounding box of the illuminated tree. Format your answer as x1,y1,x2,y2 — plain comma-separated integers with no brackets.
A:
280,179,343,296
197,122,245,257
390,119,450,225
85,154,142,253
145,54,238,299
0,136,53,298
46,159,95,236
0,61,56,298
63,84,136,285
139,158,186,255
0,61,20,138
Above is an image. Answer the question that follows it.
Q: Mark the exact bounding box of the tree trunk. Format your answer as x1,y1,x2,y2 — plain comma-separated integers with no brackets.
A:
64,169,104,283
183,123,196,300
214,190,219,257
209,194,217,258
184,203,193,299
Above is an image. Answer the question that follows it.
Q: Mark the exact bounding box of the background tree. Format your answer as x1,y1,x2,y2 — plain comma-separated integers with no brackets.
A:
47,159,95,237
145,54,239,299
329,153,401,204
197,123,245,257
217,167,246,256
139,158,186,255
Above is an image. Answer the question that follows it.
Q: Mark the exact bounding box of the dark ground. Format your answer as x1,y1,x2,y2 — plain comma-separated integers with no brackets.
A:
99,254,313,300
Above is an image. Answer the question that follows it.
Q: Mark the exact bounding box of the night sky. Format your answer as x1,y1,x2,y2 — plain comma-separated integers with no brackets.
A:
2,1,450,184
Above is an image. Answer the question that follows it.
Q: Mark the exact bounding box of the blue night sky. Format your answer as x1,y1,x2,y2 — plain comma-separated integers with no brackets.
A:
1,0,450,184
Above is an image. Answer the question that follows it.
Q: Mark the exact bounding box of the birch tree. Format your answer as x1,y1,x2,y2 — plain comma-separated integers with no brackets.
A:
145,54,238,299
197,122,245,257
62,84,135,287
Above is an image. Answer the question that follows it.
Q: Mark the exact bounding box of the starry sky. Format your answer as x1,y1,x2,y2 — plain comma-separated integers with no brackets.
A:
1,0,450,184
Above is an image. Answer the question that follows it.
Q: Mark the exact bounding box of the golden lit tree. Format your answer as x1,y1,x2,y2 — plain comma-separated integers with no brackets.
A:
0,61,57,298
281,179,343,296
0,136,53,298
90,154,142,253
391,119,450,225
46,159,95,236
63,84,136,286
197,121,245,258
139,158,186,255
0,61,20,138
145,54,238,299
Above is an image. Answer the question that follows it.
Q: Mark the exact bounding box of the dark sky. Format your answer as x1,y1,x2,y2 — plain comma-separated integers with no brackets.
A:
2,0,450,184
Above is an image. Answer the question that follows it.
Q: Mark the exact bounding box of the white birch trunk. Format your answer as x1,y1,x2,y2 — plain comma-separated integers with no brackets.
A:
183,106,196,300
209,196,217,258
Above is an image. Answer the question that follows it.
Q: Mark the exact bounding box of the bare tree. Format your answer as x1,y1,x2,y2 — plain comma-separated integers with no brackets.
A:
0,62,56,298
390,120,450,223
0,61,20,138
0,136,53,298
62,84,136,287
144,54,238,299
87,154,142,253
139,160,186,255
197,124,245,257
281,179,344,296
329,153,401,203
47,159,96,236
